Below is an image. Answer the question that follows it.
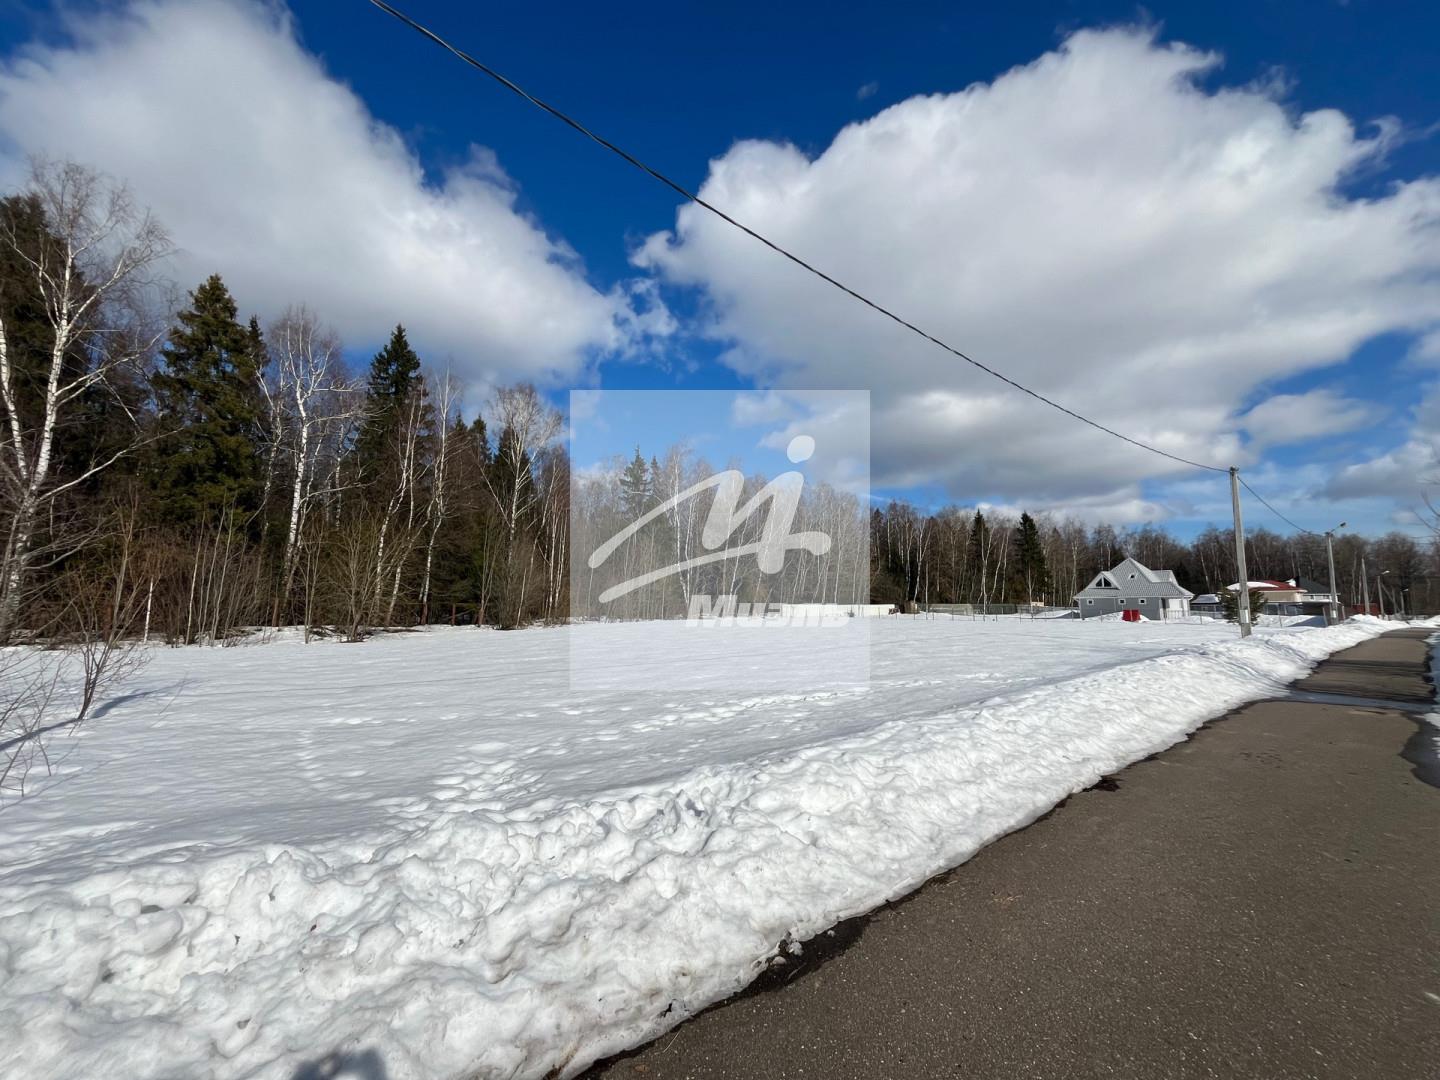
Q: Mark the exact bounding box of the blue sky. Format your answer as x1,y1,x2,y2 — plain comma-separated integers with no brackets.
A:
570,388,871,502
0,0,1437,539
307,0,1440,279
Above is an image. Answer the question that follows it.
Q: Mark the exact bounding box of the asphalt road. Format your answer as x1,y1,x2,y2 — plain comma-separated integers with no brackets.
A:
588,628,1439,1080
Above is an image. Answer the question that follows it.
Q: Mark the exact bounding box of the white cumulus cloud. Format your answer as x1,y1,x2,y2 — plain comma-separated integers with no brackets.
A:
0,0,658,385
1324,383,1440,502
637,27,1440,512
1240,389,1383,448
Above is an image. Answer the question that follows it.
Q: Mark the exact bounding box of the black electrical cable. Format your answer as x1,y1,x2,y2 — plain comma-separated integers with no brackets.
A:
1238,476,1319,536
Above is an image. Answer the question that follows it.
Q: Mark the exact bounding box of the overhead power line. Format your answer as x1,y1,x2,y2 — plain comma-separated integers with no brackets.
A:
1237,476,1319,536
364,0,1229,476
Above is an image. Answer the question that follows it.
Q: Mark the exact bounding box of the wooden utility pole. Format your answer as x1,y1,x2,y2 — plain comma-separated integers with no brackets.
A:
1229,467,1252,638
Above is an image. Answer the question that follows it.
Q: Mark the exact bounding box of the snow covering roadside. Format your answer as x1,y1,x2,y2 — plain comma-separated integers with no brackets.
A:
0,618,1398,1079
1420,627,1440,776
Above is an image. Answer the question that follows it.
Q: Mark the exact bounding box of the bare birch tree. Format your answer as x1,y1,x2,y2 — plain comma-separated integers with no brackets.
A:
377,387,428,626
263,306,362,615
483,384,561,626
417,369,462,623
0,160,170,642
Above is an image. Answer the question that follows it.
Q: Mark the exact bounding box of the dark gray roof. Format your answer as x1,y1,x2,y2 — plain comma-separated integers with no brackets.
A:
1074,557,1195,600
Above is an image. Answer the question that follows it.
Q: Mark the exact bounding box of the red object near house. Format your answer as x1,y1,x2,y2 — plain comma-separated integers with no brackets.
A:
1121,608,1142,623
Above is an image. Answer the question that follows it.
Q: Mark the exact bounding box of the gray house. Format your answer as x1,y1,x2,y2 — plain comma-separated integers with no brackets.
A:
1074,557,1194,620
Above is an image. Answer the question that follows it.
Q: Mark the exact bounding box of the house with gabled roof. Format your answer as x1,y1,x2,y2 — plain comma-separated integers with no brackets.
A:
1074,557,1194,620
1224,578,1331,617
1225,579,1305,604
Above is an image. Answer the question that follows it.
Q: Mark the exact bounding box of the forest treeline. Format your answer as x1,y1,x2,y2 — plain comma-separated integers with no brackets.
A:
868,503,1436,614
0,161,568,644
2,161,1435,650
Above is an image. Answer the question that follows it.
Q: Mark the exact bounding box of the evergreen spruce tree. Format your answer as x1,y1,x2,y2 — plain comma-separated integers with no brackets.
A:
150,274,265,525
468,415,491,467
490,423,533,527
425,414,500,625
647,454,664,510
1014,511,1051,604
967,510,990,603
620,446,650,520
1220,587,1266,624
356,324,422,476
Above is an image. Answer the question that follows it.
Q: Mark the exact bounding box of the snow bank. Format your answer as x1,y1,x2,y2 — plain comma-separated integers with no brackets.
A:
1421,627,1440,775
0,618,1396,1079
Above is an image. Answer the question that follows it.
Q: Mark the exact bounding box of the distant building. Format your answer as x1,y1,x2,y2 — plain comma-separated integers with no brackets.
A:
1224,578,1331,617
1296,577,1337,603
1226,579,1306,604
1074,557,1194,619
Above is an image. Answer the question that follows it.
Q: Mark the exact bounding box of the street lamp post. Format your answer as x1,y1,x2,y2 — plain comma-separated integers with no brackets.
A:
1324,522,1346,624
1376,570,1391,619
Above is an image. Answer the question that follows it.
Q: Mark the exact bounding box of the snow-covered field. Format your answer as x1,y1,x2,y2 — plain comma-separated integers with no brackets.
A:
0,616,1398,1079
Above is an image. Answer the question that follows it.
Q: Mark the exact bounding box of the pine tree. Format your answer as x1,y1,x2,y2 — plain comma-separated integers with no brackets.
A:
1220,587,1266,624
468,415,491,468
355,324,422,477
424,413,500,625
150,274,265,525
490,423,533,530
1014,511,1050,604
620,446,650,520
647,454,664,511
967,510,990,604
